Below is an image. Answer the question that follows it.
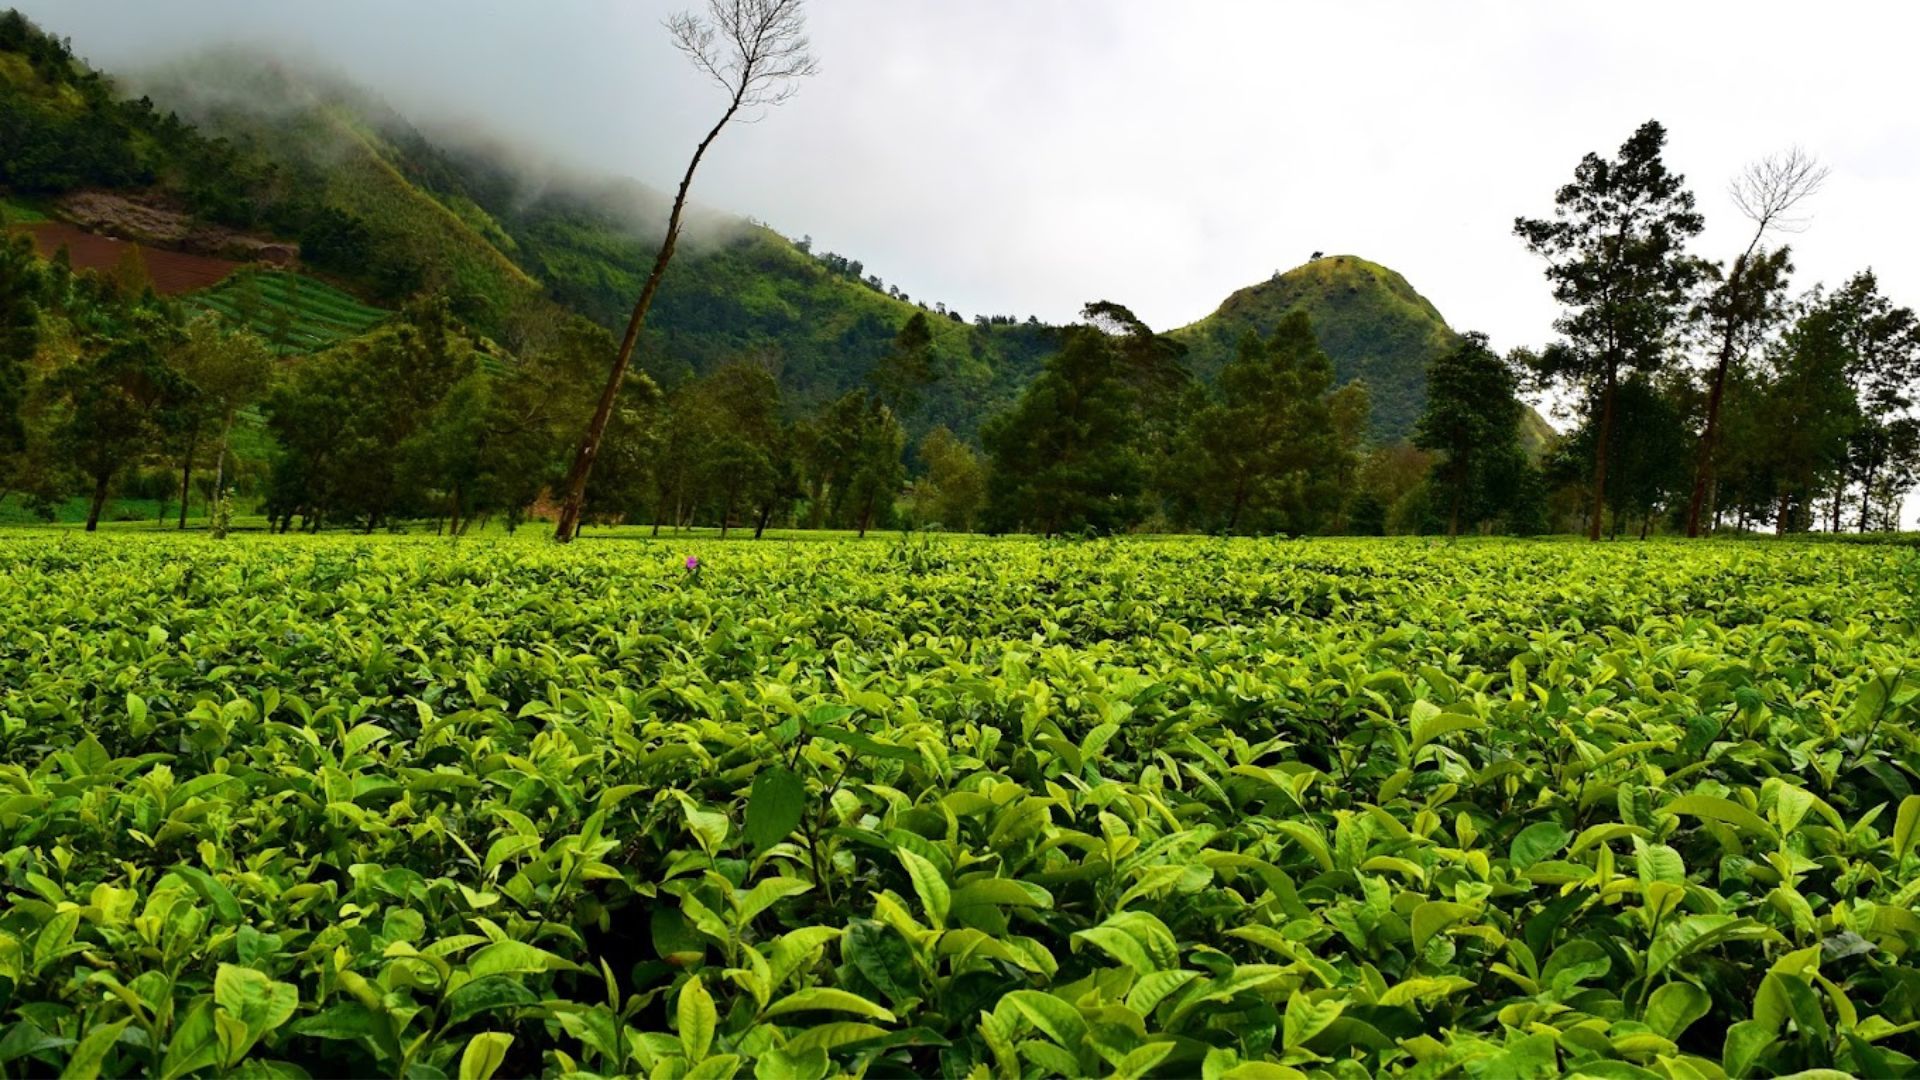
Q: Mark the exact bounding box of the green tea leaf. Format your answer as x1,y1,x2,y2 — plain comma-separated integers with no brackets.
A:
458,1033,513,1080
744,766,806,854
1645,981,1711,1040
57,1020,127,1080
896,848,950,929
678,975,717,1063
765,987,896,1022
1282,993,1344,1049
1509,822,1570,870
1893,796,1920,861
1662,794,1776,840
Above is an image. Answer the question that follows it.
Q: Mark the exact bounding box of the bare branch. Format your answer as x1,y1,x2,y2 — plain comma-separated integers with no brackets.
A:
1729,146,1829,236
667,0,818,111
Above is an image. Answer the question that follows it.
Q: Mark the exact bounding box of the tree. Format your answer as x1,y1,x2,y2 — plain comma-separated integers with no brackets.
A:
1823,271,1920,531
0,232,40,468
1756,290,1859,533
553,0,816,542
694,362,787,537
1516,120,1705,540
49,312,193,531
167,315,274,528
1684,149,1826,536
909,425,985,532
1163,312,1356,534
1414,332,1526,537
263,297,479,531
871,312,938,419
984,306,1151,536
792,390,872,530
843,400,905,537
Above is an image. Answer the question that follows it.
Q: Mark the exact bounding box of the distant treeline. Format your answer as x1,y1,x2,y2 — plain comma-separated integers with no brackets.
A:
0,242,1436,537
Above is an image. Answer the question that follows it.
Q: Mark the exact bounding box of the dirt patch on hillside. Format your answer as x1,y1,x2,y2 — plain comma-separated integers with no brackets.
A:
17,223,241,294
56,191,298,265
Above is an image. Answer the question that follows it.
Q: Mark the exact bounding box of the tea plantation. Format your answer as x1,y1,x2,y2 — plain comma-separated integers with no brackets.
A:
1,533,1917,1079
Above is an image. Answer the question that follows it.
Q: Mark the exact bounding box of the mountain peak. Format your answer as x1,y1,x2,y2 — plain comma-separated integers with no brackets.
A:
1171,255,1458,438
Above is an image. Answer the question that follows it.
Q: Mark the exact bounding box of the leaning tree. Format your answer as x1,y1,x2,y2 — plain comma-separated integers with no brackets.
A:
553,0,816,542
1684,148,1827,536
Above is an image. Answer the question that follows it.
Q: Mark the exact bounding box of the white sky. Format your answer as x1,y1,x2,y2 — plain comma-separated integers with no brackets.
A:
26,0,1920,525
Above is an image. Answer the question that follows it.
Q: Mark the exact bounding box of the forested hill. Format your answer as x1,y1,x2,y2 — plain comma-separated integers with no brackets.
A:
1170,256,1456,439
0,17,1056,435
2,13,1503,442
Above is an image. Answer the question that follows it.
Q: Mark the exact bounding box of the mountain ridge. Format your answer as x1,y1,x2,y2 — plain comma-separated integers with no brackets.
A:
2,16,1528,446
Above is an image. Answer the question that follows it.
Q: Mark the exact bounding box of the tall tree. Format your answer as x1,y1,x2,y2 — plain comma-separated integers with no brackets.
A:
167,314,274,527
553,0,816,541
984,305,1149,536
1414,332,1526,537
1823,271,1920,530
1163,312,1357,534
871,311,938,419
1757,290,1859,533
1684,149,1825,536
49,312,193,531
843,399,905,537
1516,120,1706,540
910,425,986,532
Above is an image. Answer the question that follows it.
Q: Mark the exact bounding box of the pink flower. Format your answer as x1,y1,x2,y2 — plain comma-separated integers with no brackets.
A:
685,555,700,571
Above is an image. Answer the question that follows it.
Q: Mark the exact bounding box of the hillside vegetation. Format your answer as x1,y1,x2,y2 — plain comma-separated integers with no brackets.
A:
1172,256,1458,438
2,14,1488,442
187,269,390,354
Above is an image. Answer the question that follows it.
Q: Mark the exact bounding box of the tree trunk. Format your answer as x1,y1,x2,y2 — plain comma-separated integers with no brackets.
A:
177,429,199,530
213,411,235,509
1639,514,1650,541
1587,364,1618,542
1857,460,1878,532
858,491,874,539
1684,259,1750,538
807,479,827,530
554,95,748,542
1776,492,1791,535
720,492,733,540
85,472,110,532
1447,488,1461,539
754,501,772,539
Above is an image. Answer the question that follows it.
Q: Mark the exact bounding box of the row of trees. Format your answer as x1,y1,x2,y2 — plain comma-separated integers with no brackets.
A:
1516,121,1918,538
0,240,997,537
0,223,1494,540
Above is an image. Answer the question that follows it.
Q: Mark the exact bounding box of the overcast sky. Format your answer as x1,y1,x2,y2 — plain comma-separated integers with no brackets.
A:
26,0,1920,523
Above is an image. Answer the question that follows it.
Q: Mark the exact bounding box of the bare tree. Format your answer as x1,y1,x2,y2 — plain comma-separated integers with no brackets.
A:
552,0,816,542
1683,148,1828,537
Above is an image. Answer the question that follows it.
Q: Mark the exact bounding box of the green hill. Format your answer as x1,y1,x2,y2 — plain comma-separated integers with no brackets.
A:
2,12,1539,448
1171,255,1457,439
2,34,1058,434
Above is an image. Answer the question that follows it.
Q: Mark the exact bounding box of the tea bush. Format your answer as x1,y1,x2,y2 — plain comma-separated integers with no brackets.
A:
0,533,1916,1078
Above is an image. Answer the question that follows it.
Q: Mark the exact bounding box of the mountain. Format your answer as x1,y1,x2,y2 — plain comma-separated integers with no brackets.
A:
1,12,1540,449
1171,256,1447,439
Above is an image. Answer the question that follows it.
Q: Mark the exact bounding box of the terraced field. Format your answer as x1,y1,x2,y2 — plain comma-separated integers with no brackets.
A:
0,534,1916,1078
188,269,391,353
